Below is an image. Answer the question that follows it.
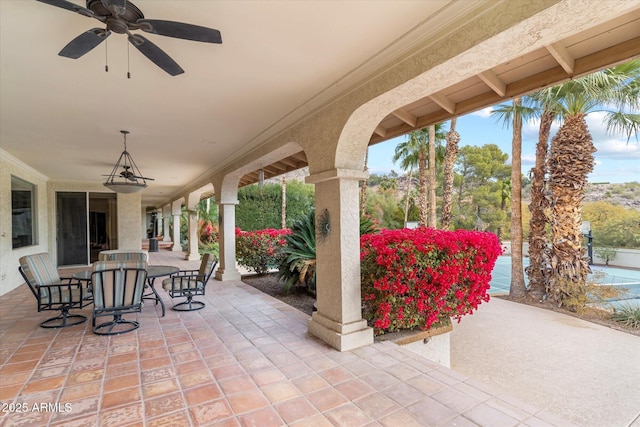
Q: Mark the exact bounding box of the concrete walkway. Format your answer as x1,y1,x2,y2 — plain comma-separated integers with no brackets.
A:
450,297,640,427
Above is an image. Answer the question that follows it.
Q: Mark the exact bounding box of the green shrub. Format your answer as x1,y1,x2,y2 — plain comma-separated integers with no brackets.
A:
235,228,291,274
611,304,640,329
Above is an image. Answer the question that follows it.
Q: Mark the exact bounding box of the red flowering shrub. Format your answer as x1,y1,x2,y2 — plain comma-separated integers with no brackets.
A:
199,220,219,245
360,227,501,335
236,228,292,274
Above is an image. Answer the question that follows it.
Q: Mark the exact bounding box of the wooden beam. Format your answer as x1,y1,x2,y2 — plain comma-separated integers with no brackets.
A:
546,42,574,74
374,125,387,137
392,109,417,127
478,70,506,96
429,93,455,114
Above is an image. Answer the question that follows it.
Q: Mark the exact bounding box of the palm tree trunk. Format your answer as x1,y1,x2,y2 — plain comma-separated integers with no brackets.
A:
548,113,595,308
526,109,555,297
442,118,459,230
418,151,427,227
428,125,437,228
361,148,369,215
403,167,413,226
510,98,526,297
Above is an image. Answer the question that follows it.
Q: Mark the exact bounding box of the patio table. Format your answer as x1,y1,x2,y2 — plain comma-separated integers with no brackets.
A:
72,265,179,317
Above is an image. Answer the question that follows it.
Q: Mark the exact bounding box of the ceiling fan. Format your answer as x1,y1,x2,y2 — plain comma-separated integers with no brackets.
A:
36,0,222,76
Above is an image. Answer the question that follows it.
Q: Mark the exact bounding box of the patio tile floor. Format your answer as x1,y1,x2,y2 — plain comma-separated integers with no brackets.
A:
0,250,574,426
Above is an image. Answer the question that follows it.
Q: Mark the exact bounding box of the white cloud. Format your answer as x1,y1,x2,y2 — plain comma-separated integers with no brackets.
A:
593,138,640,159
521,154,536,165
470,107,493,118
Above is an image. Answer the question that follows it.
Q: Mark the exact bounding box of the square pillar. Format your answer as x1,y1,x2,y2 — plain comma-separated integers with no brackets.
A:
215,201,241,281
186,210,200,261
306,169,373,351
171,214,182,252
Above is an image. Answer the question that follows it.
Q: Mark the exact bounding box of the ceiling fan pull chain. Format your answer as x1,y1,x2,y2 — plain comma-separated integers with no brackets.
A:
105,38,109,72
127,42,131,79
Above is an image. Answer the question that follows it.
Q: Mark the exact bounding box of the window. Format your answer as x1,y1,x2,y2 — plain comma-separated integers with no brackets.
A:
11,176,37,249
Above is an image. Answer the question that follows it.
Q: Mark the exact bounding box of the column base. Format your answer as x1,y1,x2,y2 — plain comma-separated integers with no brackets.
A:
308,312,373,351
172,244,182,252
185,253,200,261
215,268,241,281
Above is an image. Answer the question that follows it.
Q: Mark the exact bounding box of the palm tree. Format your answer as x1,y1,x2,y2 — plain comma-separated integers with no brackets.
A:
546,61,640,307
428,125,437,228
393,125,445,227
361,148,369,216
522,88,563,297
441,118,460,230
491,97,535,297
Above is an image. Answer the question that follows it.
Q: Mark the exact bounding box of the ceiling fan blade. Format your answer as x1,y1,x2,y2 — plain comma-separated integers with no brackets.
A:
100,0,126,16
138,19,222,44
36,0,95,17
59,28,111,59
128,34,184,76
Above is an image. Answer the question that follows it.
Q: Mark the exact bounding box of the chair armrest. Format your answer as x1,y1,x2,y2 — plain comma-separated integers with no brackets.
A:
36,281,88,306
174,269,199,276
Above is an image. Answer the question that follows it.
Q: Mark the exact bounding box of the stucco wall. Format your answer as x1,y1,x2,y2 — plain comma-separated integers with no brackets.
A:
0,150,50,296
0,150,144,296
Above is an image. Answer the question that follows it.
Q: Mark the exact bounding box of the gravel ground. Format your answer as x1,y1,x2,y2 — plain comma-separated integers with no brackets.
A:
242,273,316,315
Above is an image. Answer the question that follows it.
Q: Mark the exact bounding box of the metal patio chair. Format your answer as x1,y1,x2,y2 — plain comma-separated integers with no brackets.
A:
162,253,217,311
91,260,147,335
19,252,91,328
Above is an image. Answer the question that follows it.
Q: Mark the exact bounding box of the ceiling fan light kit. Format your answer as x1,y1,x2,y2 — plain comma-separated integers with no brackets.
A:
36,0,222,76
102,130,154,194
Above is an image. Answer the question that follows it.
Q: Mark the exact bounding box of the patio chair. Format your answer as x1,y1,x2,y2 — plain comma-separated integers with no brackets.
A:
98,250,148,262
91,260,147,335
162,253,217,311
19,253,91,328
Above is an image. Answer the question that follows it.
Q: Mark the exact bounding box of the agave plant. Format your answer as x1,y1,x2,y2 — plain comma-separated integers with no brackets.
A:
278,209,317,292
279,209,379,293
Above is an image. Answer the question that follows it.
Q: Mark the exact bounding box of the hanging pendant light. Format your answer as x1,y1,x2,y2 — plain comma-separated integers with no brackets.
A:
102,130,154,194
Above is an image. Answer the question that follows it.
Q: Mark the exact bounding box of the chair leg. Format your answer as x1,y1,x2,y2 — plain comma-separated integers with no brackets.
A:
172,295,205,311
93,314,139,336
40,308,87,329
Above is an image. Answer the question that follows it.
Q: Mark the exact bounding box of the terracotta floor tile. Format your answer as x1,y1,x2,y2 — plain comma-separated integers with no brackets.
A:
59,381,102,403
141,355,172,371
292,374,331,394
21,375,66,395
99,402,144,427
319,366,355,385
237,407,284,427
102,386,141,410
334,379,376,401
325,402,375,427
1,408,53,426
379,409,425,427
211,363,245,380
6,349,43,364
288,413,334,427
251,368,287,386
306,387,349,412
108,352,138,366
175,358,206,375
183,382,223,406
144,391,187,419
106,361,139,378
0,370,31,386
141,367,176,384
178,370,215,389
274,396,318,424
104,373,140,393
261,380,302,403
0,383,22,400
227,388,270,414
142,378,180,399
354,392,401,419
50,395,100,425
50,413,100,427
140,347,170,360
0,359,39,375
147,409,192,427
218,375,256,395
189,398,233,424
66,368,104,386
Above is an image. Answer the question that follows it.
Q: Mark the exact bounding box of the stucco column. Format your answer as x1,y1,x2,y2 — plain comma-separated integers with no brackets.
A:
172,214,181,252
163,214,171,242
306,168,373,351
215,201,241,281
186,209,200,261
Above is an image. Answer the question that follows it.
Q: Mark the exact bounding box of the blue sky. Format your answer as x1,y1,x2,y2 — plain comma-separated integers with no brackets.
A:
367,107,640,184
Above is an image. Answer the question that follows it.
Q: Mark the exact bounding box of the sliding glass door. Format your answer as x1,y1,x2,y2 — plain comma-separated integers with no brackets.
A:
56,192,117,266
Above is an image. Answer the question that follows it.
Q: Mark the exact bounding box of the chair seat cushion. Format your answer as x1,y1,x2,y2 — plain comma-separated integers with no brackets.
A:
162,277,204,291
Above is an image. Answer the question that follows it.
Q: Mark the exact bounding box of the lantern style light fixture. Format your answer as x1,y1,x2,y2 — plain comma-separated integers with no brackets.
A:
102,130,154,194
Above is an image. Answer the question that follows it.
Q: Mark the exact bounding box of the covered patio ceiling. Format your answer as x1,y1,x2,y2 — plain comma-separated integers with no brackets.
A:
240,8,640,187
1,1,639,204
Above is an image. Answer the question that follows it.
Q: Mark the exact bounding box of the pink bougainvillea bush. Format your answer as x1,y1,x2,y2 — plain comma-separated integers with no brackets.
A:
236,228,291,274
360,227,501,335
